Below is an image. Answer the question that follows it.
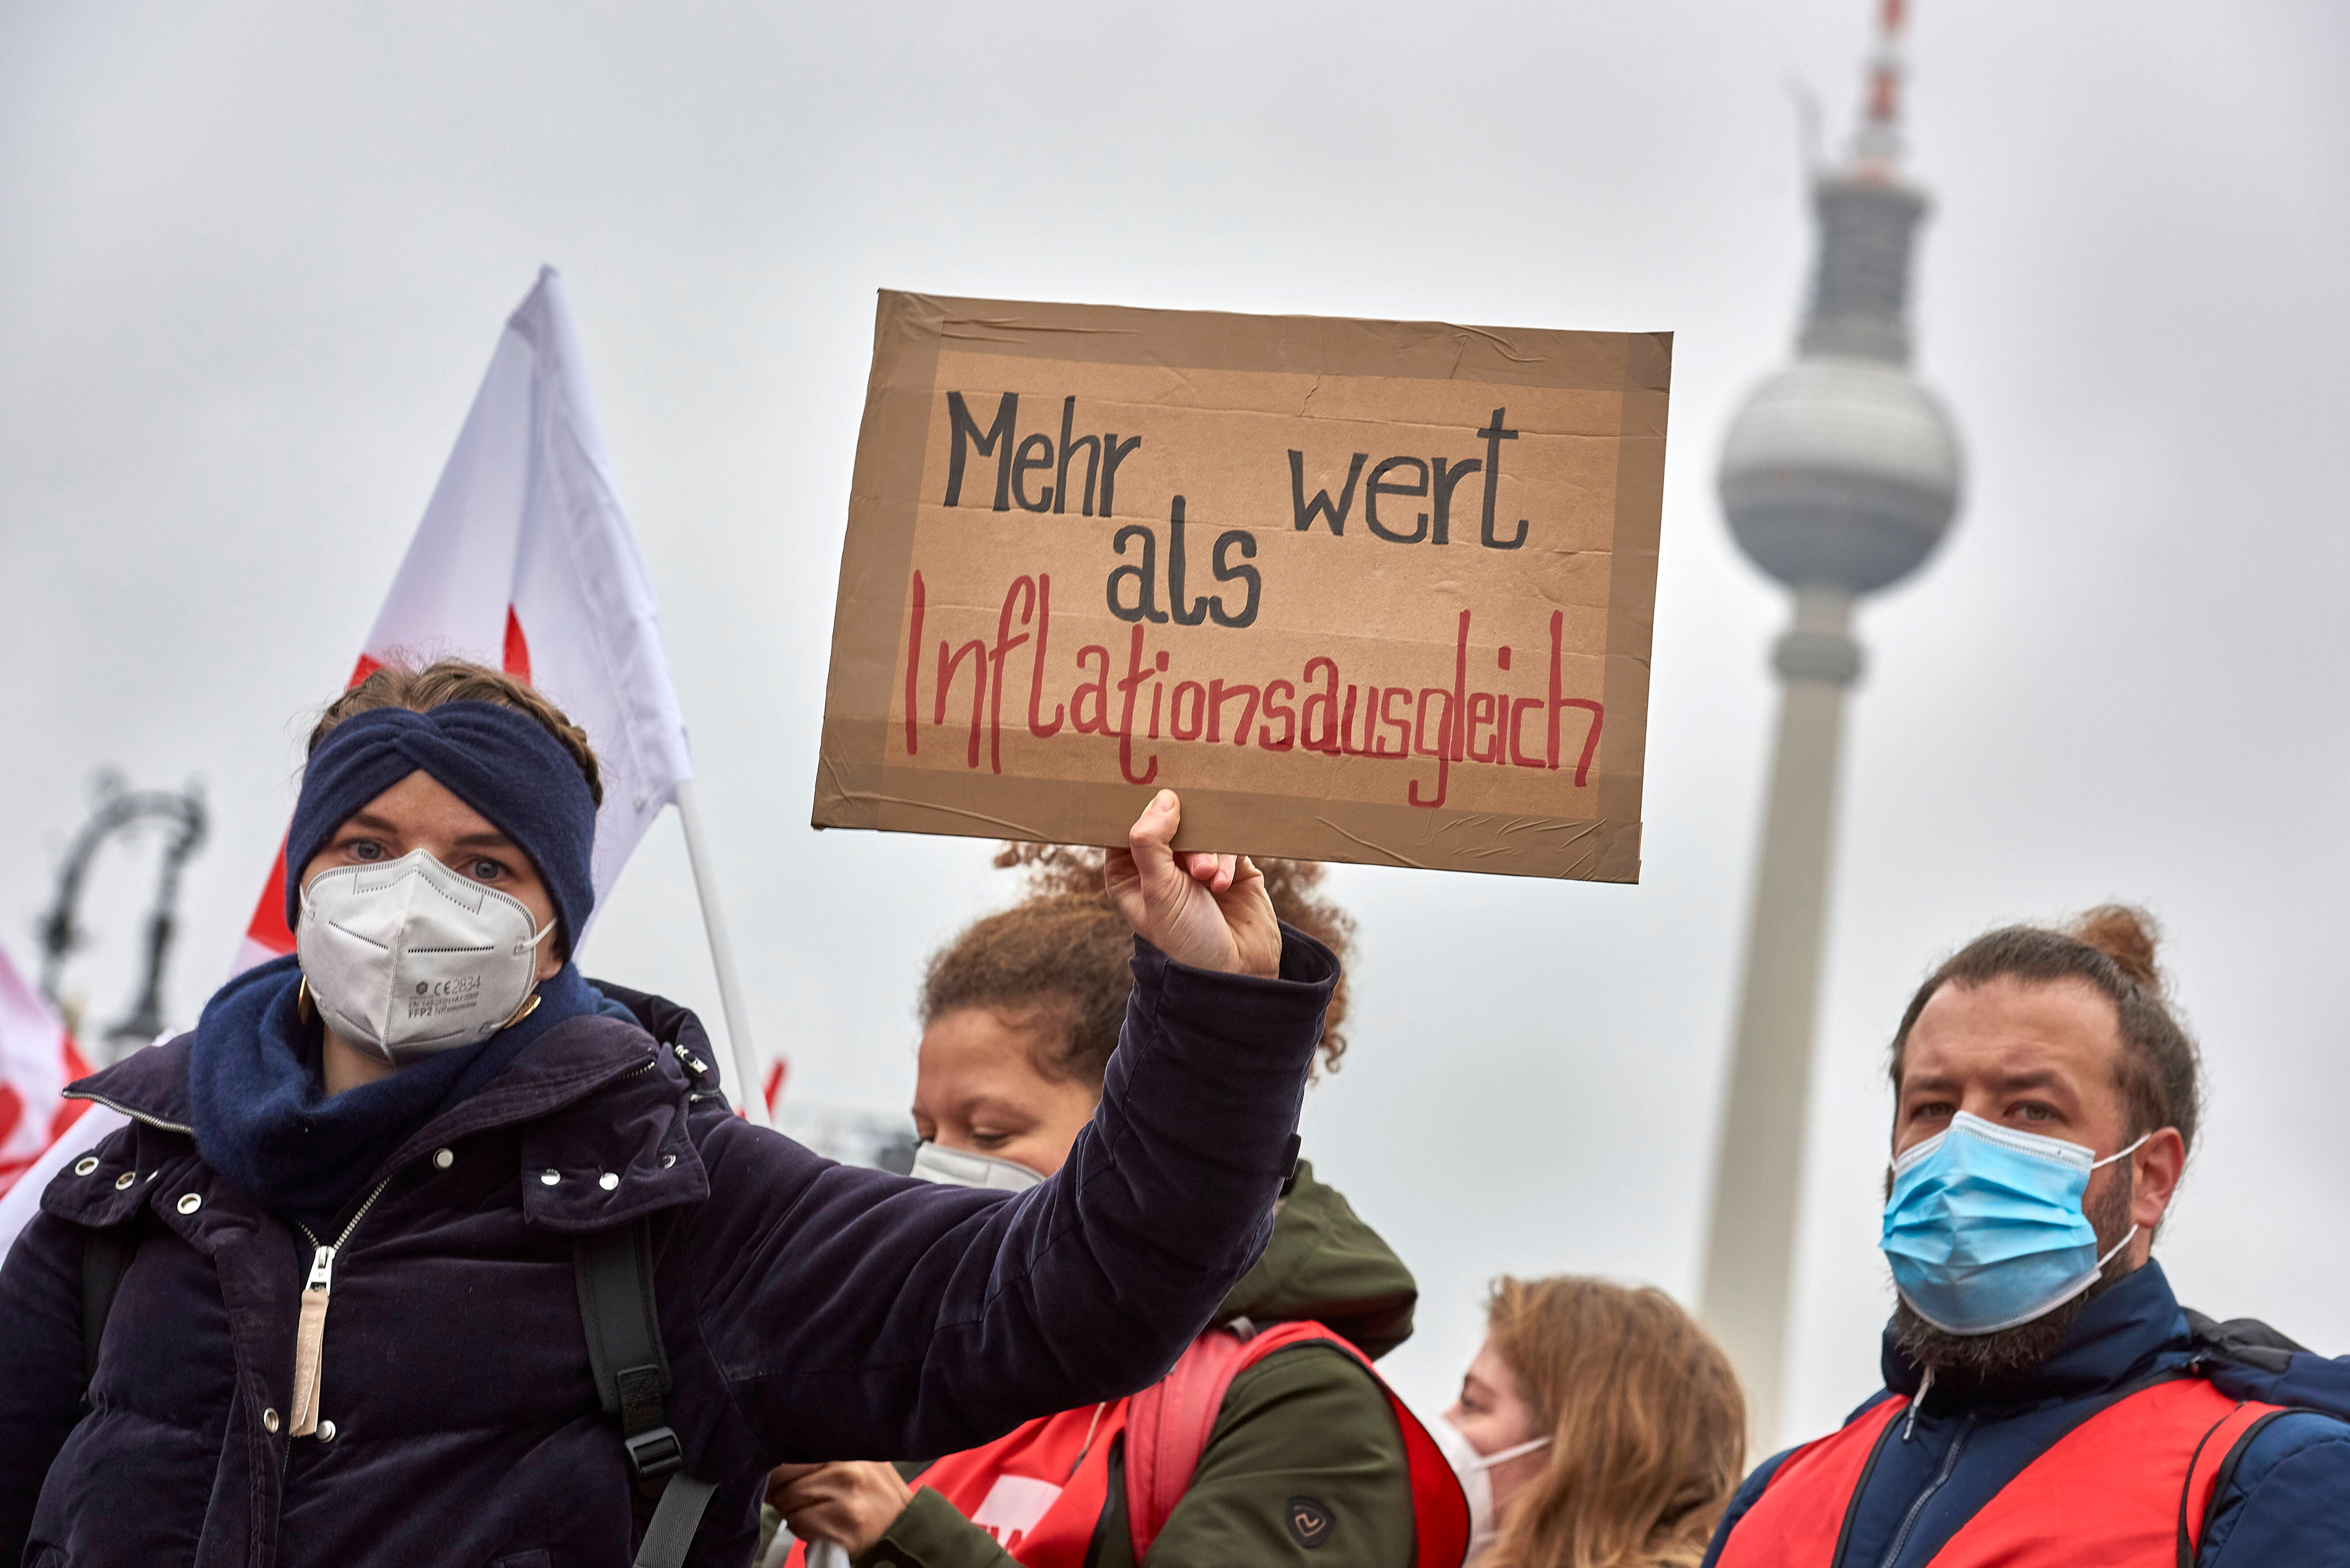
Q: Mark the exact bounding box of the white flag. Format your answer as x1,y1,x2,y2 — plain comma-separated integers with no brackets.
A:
235,266,695,973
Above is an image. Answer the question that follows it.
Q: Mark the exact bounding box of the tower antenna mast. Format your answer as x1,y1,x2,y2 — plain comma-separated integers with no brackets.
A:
1852,0,1909,177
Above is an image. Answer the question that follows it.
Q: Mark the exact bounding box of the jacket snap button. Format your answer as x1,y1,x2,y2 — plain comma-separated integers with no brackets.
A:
432,1148,455,1170
263,1408,281,1434
661,1154,676,1168
540,1169,560,1186
319,1419,338,1442
74,1157,99,1176
176,1193,202,1215
598,1172,619,1191
114,1172,135,1190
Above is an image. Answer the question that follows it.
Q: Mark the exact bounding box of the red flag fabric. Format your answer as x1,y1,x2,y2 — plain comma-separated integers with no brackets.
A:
0,943,93,1199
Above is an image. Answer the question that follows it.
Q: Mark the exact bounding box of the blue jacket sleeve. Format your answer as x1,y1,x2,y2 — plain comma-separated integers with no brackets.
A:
0,1207,99,1562
683,929,1334,1464
2201,1412,2350,1566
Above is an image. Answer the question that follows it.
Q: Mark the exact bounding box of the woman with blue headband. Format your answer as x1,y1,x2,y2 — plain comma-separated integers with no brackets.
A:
0,659,1337,1568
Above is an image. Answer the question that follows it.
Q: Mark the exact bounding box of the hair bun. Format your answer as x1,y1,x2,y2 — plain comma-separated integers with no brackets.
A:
2070,904,2163,989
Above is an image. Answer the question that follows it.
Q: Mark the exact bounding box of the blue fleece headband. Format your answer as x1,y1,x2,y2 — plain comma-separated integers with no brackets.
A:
286,702,597,948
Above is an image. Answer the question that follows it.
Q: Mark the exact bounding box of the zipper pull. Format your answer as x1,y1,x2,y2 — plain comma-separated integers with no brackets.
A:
289,1244,334,1438
1903,1366,1934,1442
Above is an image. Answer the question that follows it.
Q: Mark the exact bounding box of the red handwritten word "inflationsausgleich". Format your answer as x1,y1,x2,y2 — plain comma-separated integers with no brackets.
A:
899,570,1603,811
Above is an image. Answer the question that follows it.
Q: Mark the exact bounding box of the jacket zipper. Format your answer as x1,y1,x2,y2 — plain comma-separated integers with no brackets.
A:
1877,1411,1974,1568
287,1174,394,1438
63,1090,195,1136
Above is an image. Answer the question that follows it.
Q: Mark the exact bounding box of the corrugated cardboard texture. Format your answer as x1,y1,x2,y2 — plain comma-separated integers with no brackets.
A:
814,292,1669,882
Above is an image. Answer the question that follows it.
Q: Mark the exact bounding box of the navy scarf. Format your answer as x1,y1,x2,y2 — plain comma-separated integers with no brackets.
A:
187,953,627,1230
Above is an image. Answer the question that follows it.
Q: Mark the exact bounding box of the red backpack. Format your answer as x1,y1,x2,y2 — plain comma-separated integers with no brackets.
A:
787,1320,1469,1566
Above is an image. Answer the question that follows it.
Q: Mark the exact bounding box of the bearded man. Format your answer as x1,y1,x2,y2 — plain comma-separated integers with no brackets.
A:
1703,907,2350,1567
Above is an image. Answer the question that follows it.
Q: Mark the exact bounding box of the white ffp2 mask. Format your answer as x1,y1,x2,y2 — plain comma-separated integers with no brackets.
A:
1430,1413,1550,1562
908,1141,1045,1192
297,848,553,1064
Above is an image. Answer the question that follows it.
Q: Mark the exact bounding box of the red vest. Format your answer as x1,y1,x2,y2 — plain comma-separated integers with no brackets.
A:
1714,1376,2284,1568
788,1321,1468,1567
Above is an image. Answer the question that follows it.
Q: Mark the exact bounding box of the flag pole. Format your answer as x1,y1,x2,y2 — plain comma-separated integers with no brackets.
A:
672,778,772,1129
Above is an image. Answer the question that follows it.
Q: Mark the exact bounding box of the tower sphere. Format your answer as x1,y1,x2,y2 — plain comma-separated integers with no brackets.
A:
1718,357,1961,595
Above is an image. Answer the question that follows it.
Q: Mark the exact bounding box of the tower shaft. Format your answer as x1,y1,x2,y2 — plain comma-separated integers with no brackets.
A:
1704,0,1960,1449
1700,588,1860,1448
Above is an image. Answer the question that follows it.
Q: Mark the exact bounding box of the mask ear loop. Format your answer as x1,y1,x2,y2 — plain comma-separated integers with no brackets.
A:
2094,1224,2140,1270
497,920,561,1030
1467,1435,1552,1471
2085,1131,2153,1274
292,872,331,1026
2089,1131,2153,1171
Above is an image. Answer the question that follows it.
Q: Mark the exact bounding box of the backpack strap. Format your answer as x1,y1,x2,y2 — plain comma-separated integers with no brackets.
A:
574,1219,719,1568
1118,1316,1410,1561
1123,1320,1444,1565
1123,1323,1264,1554
2184,1402,2311,1566
80,1222,138,1396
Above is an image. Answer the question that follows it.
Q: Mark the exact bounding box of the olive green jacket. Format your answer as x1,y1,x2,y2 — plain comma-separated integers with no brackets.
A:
779,1160,1421,1568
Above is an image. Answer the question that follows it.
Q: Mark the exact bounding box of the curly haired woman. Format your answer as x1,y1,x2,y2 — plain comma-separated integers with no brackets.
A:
769,846,1469,1568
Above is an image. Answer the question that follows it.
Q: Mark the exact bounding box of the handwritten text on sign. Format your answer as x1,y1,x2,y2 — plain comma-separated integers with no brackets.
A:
815,296,1667,882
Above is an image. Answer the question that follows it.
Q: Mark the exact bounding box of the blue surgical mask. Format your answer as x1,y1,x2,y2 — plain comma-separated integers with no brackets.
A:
1880,1111,2148,1336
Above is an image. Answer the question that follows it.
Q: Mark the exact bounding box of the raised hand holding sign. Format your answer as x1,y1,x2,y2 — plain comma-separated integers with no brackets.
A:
1105,790,1281,980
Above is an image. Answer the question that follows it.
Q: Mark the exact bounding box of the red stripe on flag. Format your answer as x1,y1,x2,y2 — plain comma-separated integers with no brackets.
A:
503,607,531,683
0,1029,91,1196
244,841,296,957
46,1076,92,1139
243,650,392,963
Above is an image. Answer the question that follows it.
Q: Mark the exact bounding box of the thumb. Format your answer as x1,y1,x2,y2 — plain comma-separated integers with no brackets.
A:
1126,788,1183,888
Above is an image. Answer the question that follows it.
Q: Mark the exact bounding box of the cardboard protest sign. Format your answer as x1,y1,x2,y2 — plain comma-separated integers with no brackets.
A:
813,292,1667,881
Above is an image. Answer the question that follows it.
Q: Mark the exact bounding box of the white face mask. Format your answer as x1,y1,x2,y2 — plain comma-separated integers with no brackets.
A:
908,1141,1045,1192
1430,1413,1550,1561
297,848,554,1064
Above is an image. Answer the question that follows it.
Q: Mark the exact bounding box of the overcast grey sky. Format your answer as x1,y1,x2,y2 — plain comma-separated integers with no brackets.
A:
3,1,2345,1444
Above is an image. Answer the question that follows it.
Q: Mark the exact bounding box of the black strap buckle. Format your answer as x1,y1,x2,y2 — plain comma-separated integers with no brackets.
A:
624,1425,684,1484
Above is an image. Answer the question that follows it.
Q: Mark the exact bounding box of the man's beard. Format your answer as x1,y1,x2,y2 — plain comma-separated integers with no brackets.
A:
1891,1164,2136,1384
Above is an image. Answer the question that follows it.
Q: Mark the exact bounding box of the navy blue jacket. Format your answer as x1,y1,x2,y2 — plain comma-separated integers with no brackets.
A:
0,935,1337,1567
1703,1262,2350,1566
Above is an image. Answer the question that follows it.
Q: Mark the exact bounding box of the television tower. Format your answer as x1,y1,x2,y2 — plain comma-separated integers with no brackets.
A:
1700,0,1964,1443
